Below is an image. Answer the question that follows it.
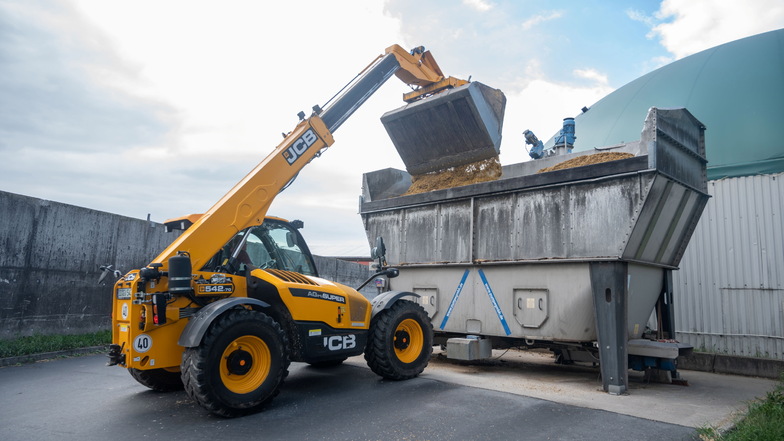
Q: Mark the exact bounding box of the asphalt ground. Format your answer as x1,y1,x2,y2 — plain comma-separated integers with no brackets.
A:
0,350,775,441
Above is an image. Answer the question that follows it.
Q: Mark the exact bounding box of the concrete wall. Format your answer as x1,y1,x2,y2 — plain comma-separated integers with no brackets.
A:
312,255,377,298
0,191,176,339
0,191,373,340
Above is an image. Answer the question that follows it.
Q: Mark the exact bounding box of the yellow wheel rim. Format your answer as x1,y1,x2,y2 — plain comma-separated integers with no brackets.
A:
220,335,271,394
394,318,424,364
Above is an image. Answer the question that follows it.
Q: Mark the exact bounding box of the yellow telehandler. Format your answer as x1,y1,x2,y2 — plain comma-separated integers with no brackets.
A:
105,44,505,417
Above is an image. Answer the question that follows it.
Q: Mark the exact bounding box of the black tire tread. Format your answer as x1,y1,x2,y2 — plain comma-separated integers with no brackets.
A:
181,309,289,417
364,299,433,380
128,367,184,392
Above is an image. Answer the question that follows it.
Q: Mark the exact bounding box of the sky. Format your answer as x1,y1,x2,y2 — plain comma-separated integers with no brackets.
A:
1,0,783,256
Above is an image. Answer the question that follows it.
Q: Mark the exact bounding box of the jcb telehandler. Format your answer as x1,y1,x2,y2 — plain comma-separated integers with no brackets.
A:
106,44,505,417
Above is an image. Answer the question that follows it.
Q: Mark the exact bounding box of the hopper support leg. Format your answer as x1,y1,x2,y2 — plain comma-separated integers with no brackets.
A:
590,262,629,395
658,270,676,339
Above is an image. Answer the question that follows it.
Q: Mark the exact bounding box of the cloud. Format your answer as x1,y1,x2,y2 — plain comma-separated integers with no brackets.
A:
463,0,494,12
521,10,564,30
269,170,373,256
625,8,656,28
68,1,406,160
0,2,174,155
499,61,614,165
573,68,609,85
20,0,775,257
383,1,559,92
640,0,784,59
0,0,408,256
0,0,186,226
1,2,357,259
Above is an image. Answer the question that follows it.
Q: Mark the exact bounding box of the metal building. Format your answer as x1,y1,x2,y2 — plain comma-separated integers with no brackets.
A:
674,174,783,359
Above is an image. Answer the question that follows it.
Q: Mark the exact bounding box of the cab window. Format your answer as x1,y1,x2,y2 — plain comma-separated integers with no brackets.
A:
203,221,317,276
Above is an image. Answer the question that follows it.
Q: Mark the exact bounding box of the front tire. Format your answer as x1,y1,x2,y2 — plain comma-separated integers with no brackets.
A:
181,309,289,417
365,299,433,380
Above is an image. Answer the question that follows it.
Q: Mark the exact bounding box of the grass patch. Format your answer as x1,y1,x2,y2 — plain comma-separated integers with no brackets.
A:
0,330,111,358
698,374,784,441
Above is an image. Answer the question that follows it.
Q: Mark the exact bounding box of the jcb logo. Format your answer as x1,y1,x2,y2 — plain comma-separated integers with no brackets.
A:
282,129,318,165
323,334,356,351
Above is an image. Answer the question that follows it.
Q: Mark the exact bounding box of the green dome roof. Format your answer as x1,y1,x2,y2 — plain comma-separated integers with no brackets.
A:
561,28,784,179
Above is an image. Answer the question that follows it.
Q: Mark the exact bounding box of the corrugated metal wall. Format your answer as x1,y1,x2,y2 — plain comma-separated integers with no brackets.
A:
673,173,784,359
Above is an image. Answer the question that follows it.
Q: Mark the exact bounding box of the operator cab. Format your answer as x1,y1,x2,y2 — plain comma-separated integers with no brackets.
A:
201,218,318,277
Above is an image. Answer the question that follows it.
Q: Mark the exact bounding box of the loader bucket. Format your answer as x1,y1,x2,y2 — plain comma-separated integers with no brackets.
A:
381,82,506,175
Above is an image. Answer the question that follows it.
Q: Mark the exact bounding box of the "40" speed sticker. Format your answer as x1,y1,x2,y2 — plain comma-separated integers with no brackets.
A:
133,334,152,353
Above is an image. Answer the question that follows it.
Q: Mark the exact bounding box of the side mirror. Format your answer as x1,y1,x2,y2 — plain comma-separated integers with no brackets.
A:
355,261,399,292
371,236,386,260
380,267,399,279
286,231,296,248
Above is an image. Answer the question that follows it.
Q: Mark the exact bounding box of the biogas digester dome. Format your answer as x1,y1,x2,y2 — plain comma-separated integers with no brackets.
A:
560,28,784,180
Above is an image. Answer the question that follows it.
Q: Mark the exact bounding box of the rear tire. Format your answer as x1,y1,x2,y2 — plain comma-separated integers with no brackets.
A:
128,367,184,392
365,299,433,380
181,309,289,417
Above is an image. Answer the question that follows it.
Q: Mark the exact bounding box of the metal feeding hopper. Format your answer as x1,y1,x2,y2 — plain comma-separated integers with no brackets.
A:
381,82,506,175
362,107,709,396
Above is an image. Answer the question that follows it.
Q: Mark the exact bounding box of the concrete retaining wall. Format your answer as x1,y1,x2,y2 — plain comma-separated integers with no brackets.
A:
0,191,372,339
0,191,177,339
312,255,376,298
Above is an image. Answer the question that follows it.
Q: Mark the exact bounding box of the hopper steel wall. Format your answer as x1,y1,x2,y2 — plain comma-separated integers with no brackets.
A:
362,108,708,270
